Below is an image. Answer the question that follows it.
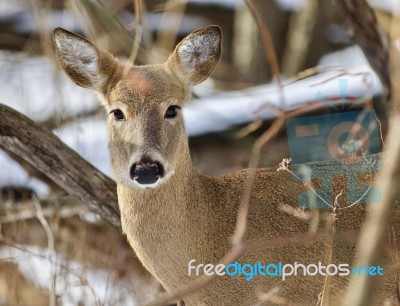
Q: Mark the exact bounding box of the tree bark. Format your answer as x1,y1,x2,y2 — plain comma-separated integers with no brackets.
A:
0,104,121,227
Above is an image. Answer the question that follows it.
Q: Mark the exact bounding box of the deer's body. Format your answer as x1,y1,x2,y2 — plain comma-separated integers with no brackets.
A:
54,26,399,305
120,166,398,305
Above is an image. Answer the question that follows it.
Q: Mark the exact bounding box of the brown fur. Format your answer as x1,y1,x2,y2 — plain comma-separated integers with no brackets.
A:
53,26,400,305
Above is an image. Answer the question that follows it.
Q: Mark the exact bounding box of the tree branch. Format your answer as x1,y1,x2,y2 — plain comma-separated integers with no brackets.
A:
0,195,86,223
342,6,400,305
0,104,121,227
336,0,391,98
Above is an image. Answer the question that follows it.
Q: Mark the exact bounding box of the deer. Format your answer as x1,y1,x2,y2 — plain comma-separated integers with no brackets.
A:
53,26,400,305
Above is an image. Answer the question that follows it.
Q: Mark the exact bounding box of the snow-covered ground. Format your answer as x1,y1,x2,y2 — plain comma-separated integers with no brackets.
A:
0,245,138,305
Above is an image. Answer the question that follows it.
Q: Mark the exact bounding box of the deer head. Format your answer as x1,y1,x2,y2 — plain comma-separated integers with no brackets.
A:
53,26,221,188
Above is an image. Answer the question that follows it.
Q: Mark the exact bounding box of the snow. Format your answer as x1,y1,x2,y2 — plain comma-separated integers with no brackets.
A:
274,0,307,11
0,52,97,122
184,70,380,136
275,0,398,13
54,117,113,178
1,10,82,35
188,0,242,8
0,45,382,195
1,7,210,37
0,245,138,305
118,11,210,34
184,45,381,136
0,150,49,196
368,0,399,13
319,45,374,69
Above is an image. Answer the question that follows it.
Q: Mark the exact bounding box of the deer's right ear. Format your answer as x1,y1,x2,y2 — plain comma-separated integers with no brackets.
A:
53,28,120,91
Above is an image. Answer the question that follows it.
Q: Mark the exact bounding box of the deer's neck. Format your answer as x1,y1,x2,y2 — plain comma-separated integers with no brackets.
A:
117,139,212,288
117,137,205,242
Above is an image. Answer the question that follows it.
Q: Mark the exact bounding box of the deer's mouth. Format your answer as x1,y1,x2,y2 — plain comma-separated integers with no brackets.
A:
130,159,165,186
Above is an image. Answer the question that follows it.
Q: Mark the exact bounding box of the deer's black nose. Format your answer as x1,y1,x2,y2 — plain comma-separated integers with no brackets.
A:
130,160,164,185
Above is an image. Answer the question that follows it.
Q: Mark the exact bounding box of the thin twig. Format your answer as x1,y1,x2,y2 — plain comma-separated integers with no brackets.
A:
149,0,188,64
244,0,281,86
126,0,143,30
256,286,297,305
33,196,56,306
282,0,319,76
234,112,286,247
124,0,144,69
318,194,339,306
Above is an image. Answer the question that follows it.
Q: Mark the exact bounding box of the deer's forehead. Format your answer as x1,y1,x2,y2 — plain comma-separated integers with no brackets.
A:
109,67,187,107
113,69,165,102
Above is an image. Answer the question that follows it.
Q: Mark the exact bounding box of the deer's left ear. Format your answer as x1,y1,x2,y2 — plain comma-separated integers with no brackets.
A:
168,25,222,85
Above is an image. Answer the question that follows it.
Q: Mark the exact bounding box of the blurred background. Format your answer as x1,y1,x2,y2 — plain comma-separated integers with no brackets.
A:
0,0,396,305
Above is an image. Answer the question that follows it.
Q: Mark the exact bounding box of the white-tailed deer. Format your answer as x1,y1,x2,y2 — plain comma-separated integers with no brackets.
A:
53,26,399,305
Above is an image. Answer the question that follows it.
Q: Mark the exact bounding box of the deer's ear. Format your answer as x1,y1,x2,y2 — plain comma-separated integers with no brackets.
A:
53,28,120,91
168,25,221,85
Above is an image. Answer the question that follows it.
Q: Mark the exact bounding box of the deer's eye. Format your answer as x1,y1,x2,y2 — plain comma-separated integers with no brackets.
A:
165,105,180,119
110,109,125,121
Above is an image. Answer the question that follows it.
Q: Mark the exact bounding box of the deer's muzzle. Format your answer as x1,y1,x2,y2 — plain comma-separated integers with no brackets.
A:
130,159,164,185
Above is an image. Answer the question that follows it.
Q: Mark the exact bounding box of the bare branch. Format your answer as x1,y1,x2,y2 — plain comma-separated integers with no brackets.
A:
0,195,86,223
336,0,391,98
342,5,400,305
245,0,281,86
